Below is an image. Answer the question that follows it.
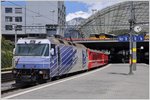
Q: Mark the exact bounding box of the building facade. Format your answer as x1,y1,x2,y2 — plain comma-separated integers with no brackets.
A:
1,6,26,35
1,1,66,37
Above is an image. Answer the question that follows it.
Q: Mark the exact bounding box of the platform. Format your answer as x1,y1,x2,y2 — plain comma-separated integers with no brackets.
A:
2,64,149,99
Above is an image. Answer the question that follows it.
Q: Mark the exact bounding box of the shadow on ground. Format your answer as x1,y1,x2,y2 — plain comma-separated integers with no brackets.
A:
108,72,128,75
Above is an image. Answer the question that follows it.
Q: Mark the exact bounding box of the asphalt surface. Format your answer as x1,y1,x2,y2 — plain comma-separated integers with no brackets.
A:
2,64,149,99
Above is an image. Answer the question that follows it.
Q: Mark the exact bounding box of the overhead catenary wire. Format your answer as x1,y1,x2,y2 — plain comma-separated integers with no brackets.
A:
2,1,68,35
2,1,149,38
7,1,58,24
7,1,136,30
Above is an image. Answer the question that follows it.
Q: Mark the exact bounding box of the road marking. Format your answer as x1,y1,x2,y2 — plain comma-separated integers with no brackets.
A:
3,64,111,99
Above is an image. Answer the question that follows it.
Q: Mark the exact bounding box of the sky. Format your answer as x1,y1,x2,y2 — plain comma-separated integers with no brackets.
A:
1,0,125,21
65,0,124,21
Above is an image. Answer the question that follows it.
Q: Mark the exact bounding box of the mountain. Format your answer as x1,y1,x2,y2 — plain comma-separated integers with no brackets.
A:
64,17,85,38
67,17,85,26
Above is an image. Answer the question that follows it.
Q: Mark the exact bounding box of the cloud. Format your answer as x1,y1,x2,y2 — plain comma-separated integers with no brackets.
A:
66,0,124,21
66,11,91,21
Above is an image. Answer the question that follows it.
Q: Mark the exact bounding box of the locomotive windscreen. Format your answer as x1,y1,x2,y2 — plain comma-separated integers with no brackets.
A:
15,44,49,56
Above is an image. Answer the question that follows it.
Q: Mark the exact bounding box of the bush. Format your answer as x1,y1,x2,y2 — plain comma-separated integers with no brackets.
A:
1,37,14,69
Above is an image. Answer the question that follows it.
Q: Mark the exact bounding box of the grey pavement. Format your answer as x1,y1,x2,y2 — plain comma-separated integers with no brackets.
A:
2,64,149,99
1,81,15,91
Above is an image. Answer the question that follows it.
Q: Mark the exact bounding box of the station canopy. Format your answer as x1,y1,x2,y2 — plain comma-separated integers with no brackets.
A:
77,1,149,38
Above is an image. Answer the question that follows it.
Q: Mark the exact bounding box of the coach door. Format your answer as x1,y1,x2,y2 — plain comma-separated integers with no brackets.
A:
57,46,61,76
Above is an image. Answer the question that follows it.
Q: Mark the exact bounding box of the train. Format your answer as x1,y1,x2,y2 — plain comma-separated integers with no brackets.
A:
12,36,108,84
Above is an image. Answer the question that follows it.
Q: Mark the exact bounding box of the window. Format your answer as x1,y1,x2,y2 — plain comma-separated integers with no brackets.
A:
44,45,49,56
15,17,22,22
5,8,12,13
16,25,22,31
15,8,22,13
15,44,49,56
5,16,13,22
5,25,13,30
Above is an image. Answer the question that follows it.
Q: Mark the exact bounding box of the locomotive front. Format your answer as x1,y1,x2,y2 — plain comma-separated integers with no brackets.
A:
12,38,53,84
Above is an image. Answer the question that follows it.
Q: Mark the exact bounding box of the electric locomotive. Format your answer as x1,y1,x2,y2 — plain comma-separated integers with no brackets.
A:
12,36,108,84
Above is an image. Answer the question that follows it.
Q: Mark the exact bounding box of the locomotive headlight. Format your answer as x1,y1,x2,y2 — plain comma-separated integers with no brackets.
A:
39,71,43,74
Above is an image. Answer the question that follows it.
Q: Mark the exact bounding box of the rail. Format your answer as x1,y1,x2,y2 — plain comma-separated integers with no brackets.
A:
1,70,14,83
2,67,13,72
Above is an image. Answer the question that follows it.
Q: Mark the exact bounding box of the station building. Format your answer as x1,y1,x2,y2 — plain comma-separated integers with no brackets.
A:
77,1,149,38
1,1,66,39
75,1,149,64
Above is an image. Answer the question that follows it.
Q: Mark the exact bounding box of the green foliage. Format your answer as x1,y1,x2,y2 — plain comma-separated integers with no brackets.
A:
1,37,14,69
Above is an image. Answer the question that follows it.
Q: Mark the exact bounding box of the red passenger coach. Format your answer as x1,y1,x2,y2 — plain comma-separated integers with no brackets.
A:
87,49,108,70
102,53,108,65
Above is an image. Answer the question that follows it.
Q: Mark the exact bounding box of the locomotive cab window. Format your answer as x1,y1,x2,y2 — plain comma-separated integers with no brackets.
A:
15,44,49,56
44,44,49,56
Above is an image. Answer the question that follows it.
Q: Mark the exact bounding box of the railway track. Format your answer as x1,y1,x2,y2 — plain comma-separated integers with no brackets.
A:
1,66,102,94
1,71,14,83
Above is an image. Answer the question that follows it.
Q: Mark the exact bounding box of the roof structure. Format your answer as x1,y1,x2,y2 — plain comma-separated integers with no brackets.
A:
77,1,149,38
